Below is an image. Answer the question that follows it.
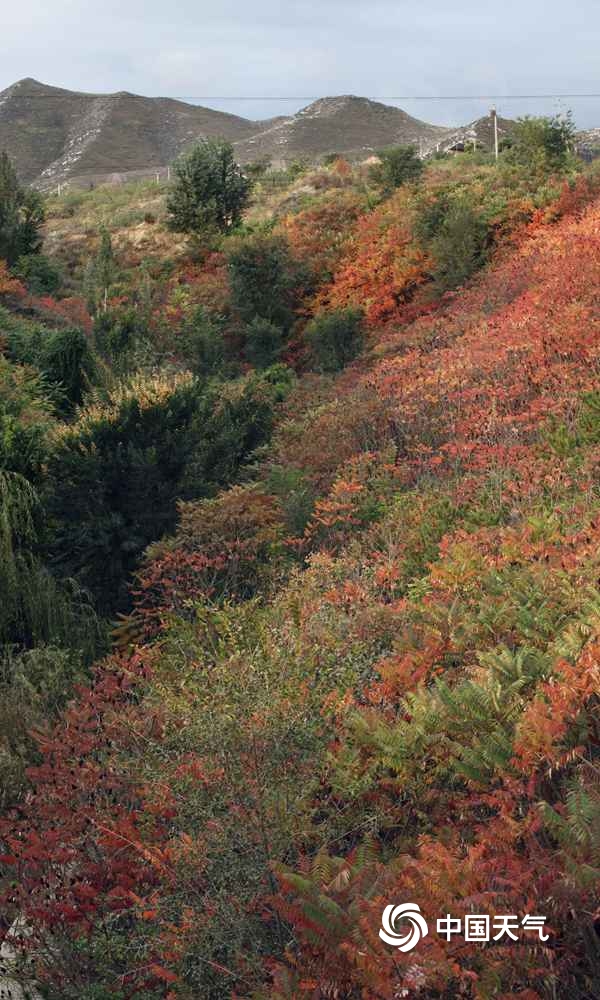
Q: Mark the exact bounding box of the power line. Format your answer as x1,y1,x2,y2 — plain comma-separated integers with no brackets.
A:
3,93,600,101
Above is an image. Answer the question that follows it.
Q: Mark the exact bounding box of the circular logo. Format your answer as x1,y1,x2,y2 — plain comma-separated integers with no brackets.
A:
379,903,429,951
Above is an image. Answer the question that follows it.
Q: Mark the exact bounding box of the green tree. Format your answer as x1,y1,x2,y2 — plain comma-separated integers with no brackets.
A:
44,368,292,613
430,198,491,291
369,144,424,192
0,152,45,266
305,308,364,372
167,139,252,235
506,114,576,172
85,227,117,313
227,231,301,331
14,253,61,295
244,316,284,368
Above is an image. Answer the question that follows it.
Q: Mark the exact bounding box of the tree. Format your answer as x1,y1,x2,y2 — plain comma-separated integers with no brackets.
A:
507,114,576,172
244,317,284,368
0,152,45,266
305,308,364,372
85,227,117,313
13,253,61,295
44,368,293,613
369,144,424,192
430,198,491,290
167,139,252,235
227,231,301,331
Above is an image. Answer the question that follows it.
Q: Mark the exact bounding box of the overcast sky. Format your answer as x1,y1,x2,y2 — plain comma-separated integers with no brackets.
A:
3,0,600,128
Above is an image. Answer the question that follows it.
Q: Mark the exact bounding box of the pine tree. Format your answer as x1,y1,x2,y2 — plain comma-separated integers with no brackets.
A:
167,139,252,234
0,152,44,266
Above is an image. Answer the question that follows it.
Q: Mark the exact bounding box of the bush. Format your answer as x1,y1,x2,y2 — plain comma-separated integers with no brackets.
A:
0,356,53,481
44,369,293,613
430,198,491,290
227,231,302,331
369,145,424,192
506,114,576,173
244,317,284,368
7,324,97,416
305,308,365,372
14,253,62,295
180,306,230,378
167,139,252,235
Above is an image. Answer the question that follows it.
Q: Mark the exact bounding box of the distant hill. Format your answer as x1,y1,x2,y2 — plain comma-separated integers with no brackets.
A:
0,78,258,186
234,95,448,163
0,80,455,187
430,114,516,155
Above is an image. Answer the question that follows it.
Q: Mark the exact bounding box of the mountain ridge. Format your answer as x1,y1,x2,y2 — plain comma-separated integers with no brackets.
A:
1,78,512,187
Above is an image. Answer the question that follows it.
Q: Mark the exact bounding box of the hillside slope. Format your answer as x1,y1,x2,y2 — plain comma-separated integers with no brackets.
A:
234,94,448,162
0,81,451,185
0,77,258,185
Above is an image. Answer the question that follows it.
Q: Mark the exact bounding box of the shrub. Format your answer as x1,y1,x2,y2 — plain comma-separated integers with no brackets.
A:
244,317,284,368
305,308,365,372
430,198,491,290
507,113,576,173
369,144,424,192
14,253,62,295
180,306,229,378
227,231,302,331
44,369,293,613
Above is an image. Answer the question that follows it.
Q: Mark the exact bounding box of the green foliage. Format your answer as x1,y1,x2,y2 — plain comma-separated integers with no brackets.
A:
0,152,45,266
167,139,252,235
180,306,230,378
415,190,491,290
506,113,577,172
430,198,491,290
0,355,52,481
0,470,100,655
305,307,364,372
369,144,424,192
44,369,292,613
227,231,302,331
92,306,156,376
244,316,284,368
13,252,62,295
85,227,117,313
7,324,97,416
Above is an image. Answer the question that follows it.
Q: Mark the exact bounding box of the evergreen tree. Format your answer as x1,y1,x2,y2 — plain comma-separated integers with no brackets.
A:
167,139,252,234
0,152,44,266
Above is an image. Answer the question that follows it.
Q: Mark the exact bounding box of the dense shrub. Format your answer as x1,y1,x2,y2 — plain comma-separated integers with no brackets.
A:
244,316,284,368
369,143,424,192
227,230,303,331
305,307,364,371
44,368,293,613
14,253,62,295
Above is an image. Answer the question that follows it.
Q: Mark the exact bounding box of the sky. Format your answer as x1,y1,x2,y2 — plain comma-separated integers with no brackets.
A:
3,0,600,128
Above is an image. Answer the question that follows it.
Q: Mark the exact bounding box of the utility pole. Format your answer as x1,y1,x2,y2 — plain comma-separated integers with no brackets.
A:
490,106,499,161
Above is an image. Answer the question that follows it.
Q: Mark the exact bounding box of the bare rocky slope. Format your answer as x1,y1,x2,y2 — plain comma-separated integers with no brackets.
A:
0,80,458,186
0,78,258,186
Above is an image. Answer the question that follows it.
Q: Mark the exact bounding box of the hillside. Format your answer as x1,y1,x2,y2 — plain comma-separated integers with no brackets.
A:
1,80,452,186
0,77,258,186
2,126,600,999
234,94,448,162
